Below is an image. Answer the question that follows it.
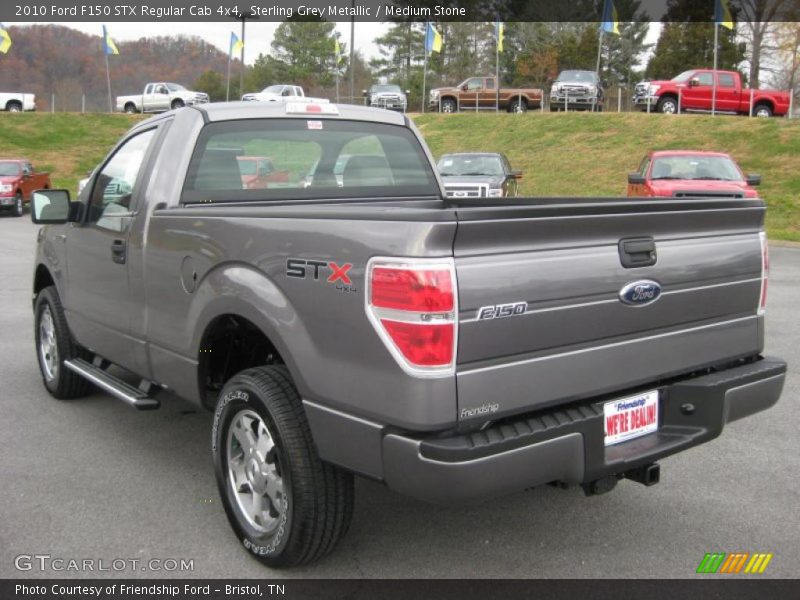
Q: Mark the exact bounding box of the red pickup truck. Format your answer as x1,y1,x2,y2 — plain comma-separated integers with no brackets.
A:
0,159,51,217
633,69,790,117
627,151,760,198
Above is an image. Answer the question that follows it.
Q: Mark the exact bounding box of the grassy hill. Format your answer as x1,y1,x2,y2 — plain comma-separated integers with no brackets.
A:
2,111,798,241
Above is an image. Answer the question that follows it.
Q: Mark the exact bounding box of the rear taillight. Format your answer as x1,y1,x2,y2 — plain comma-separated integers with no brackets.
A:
758,231,769,315
366,259,457,375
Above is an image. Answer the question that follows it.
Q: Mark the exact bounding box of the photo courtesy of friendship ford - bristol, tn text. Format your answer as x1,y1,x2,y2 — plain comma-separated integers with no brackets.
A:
1,0,799,597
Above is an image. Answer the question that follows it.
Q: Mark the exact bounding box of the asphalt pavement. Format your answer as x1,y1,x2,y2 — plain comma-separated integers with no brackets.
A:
1,214,798,579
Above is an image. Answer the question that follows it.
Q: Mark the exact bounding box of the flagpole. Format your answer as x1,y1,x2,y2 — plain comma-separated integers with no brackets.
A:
421,23,428,113
104,52,113,113
495,31,500,112
712,22,718,117
225,48,232,102
595,28,604,74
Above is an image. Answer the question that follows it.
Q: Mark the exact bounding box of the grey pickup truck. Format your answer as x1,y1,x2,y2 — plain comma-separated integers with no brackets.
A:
29,101,786,567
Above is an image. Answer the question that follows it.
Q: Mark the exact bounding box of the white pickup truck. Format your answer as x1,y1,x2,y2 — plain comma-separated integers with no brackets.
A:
0,92,36,112
241,84,329,104
116,82,209,114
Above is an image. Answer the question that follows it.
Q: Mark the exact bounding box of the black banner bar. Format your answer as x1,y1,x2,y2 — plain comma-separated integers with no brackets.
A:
4,0,800,23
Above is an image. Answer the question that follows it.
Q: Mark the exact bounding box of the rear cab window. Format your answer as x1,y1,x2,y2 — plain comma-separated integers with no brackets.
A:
181,119,439,204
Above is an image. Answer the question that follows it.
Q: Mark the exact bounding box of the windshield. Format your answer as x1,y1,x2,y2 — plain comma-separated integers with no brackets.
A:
650,155,743,181
557,71,596,82
165,83,186,92
262,85,287,94
671,71,696,83
371,85,402,94
183,119,439,203
0,162,21,176
437,155,504,177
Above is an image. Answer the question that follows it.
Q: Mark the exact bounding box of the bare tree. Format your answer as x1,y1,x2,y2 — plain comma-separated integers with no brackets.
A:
738,0,789,87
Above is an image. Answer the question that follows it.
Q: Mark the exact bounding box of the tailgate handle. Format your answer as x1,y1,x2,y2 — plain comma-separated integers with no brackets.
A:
619,237,657,268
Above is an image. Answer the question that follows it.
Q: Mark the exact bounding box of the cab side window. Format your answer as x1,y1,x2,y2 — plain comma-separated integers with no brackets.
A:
466,78,483,90
89,129,156,225
718,73,735,88
696,72,714,86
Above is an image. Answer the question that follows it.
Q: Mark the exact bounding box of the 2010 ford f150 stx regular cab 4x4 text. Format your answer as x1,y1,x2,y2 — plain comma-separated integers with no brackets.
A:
29,101,786,568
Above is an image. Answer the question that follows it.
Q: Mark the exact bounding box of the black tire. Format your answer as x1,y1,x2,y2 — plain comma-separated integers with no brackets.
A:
212,365,354,568
440,98,457,113
656,96,678,114
6,101,22,112
754,103,773,118
171,99,185,110
509,99,528,113
34,286,94,399
124,103,137,114
13,192,24,217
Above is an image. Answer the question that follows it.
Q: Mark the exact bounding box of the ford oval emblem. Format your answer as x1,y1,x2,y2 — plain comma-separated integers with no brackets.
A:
619,280,662,306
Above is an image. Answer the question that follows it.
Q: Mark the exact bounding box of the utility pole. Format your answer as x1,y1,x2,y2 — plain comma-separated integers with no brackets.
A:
349,2,355,102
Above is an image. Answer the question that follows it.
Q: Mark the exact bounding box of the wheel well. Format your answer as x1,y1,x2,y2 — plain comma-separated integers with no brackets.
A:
440,96,457,105
754,99,773,111
659,93,678,103
6,100,22,110
124,102,136,111
34,265,55,298
198,314,284,409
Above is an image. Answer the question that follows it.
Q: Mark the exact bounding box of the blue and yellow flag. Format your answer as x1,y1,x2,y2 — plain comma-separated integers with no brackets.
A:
495,22,505,53
0,23,12,54
715,0,734,30
601,0,620,35
334,38,343,64
102,25,119,55
230,32,243,56
425,22,442,54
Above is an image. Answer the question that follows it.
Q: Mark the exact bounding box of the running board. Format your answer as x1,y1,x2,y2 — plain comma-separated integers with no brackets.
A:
64,358,161,410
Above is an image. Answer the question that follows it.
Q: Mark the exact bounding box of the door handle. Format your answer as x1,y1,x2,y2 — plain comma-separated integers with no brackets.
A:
111,239,127,264
619,237,657,268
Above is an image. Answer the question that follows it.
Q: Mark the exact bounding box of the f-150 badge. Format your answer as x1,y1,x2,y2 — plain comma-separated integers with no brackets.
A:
478,301,528,320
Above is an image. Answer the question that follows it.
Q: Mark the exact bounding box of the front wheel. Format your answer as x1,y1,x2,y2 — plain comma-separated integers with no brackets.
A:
13,192,23,217
171,99,185,110
212,366,354,567
656,96,678,114
34,287,94,399
440,98,457,113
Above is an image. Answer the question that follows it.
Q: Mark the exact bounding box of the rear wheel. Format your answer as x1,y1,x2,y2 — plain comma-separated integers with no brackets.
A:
124,103,137,114
6,101,22,112
440,98,457,113
509,99,528,113
34,287,94,399
171,99,185,110
212,365,354,567
13,192,23,217
754,103,773,118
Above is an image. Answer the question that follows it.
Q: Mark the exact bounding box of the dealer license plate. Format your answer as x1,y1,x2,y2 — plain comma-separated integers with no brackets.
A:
603,390,659,446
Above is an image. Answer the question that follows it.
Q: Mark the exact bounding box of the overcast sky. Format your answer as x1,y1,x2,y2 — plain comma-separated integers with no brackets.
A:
13,21,661,66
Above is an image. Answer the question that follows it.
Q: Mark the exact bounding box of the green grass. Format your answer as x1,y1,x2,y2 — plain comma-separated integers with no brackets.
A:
415,112,800,241
0,113,143,194
2,111,799,241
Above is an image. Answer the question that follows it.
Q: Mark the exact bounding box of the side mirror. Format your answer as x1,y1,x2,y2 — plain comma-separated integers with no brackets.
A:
510,170,523,179
31,189,73,224
405,89,411,95
461,84,468,91
361,89,368,96
628,173,646,185
689,78,700,87
746,174,761,186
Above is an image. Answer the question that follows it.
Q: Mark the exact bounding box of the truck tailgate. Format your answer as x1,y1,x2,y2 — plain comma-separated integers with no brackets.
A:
453,198,766,422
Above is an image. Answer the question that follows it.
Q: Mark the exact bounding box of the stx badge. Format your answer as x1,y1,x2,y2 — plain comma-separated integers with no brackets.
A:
286,258,356,292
